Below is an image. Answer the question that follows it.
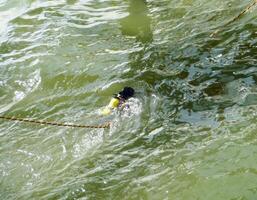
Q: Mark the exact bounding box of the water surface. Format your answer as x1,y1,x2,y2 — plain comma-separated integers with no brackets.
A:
1,0,257,199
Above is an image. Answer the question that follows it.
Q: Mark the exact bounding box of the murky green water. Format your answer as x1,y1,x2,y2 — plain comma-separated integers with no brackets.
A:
1,0,257,199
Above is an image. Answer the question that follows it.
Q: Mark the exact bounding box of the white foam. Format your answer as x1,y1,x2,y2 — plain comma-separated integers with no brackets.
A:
72,129,104,158
121,97,142,117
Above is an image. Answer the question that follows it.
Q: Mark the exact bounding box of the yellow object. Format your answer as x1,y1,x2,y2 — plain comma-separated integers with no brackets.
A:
101,107,111,115
101,98,120,115
108,98,120,108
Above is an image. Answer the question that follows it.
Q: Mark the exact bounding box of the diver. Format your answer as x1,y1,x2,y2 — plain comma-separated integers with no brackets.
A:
101,87,135,115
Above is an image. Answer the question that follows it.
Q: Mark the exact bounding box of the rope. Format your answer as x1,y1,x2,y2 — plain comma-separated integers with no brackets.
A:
210,0,257,37
0,116,110,129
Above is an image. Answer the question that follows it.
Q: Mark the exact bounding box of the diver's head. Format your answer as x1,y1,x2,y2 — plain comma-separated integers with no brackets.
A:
118,87,134,100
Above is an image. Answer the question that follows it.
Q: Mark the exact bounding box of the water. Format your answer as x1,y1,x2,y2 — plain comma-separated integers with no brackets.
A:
0,0,257,199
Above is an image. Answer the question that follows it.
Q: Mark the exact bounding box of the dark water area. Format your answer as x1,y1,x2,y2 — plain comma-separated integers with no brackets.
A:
0,0,257,199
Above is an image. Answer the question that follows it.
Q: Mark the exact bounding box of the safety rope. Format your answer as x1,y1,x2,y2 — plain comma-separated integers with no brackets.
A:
210,0,257,37
0,116,110,129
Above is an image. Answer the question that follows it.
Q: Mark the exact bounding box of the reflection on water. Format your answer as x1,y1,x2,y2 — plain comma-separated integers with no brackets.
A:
120,0,152,43
1,0,257,199
66,0,78,5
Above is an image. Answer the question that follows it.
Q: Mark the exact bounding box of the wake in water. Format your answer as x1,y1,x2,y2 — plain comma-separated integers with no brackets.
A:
71,97,143,158
109,97,143,133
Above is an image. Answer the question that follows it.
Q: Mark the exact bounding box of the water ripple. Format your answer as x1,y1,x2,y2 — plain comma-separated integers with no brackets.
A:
1,0,257,199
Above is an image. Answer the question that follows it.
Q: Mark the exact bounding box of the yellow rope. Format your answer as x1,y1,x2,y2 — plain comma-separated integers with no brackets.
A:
0,116,110,129
210,0,257,37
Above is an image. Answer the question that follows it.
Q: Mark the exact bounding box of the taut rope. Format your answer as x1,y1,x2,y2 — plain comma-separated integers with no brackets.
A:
0,116,110,129
210,0,257,37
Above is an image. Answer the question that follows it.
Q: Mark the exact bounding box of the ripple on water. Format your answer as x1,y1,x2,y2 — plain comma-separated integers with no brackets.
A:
0,0,257,199
0,69,41,113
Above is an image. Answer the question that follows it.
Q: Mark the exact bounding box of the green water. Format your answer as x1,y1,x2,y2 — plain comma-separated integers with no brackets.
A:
1,0,257,199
